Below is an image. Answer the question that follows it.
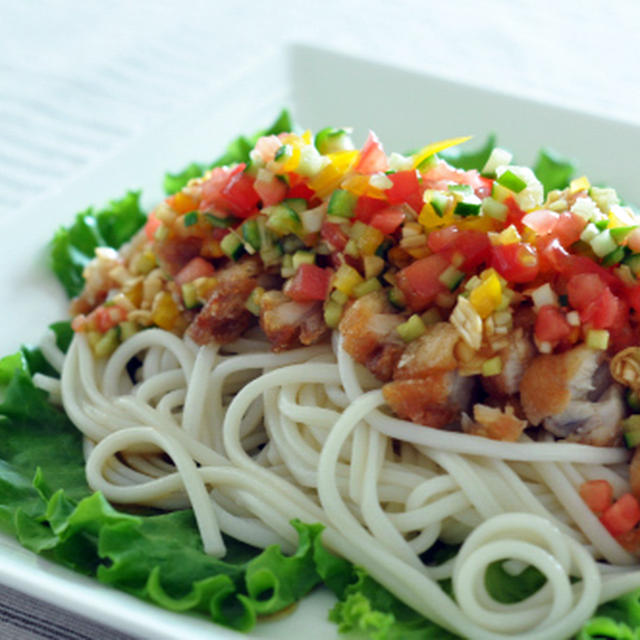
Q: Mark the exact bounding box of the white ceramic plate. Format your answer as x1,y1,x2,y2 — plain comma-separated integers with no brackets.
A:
1,43,640,639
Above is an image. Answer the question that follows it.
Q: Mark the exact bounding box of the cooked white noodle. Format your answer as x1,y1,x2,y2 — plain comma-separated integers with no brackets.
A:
49,326,640,640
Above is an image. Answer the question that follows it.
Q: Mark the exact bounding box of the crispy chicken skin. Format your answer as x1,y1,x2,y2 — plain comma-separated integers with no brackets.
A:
520,345,625,446
340,291,406,381
482,329,534,398
187,258,259,345
259,290,328,351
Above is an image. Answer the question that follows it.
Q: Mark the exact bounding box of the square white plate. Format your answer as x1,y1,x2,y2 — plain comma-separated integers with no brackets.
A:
1,43,640,639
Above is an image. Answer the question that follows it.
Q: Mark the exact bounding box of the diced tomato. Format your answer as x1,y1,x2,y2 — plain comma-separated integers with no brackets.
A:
522,209,559,236
354,195,388,223
369,206,405,235
554,211,586,247
535,306,571,343
396,253,449,311
627,285,640,314
504,197,527,231
200,166,236,212
354,131,389,174
581,286,624,330
567,273,606,310
475,176,493,199
287,180,315,202
144,211,162,241
601,493,640,537
321,221,349,251
286,263,331,302
93,305,126,333
221,168,260,217
490,242,539,283
427,227,491,271
175,257,215,287
254,174,287,207
579,479,613,514
386,170,423,212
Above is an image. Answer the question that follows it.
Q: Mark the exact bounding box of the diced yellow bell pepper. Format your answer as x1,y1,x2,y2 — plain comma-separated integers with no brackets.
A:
341,174,386,199
569,176,590,194
469,273,502,319
151,292,180,330
497,224,521,245
333,264,364,296
457,216,499,232
418,202,454,230
352,223,384,256
412,136,472,169
307,150,359,197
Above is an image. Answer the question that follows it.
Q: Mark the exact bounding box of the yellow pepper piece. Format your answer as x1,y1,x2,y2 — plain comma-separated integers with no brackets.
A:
418,202,454,230
469,273,502,319
457,216,499,233
412,136,472,169
341,174,386,199
151,292,180,330
355,225,384,256
569,175,590,194
333,264,364,296
307,150,359,197
498,224,521,245
281,145,301,173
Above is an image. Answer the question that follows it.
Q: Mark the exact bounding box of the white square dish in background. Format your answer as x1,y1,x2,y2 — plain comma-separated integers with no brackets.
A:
1,43,639,640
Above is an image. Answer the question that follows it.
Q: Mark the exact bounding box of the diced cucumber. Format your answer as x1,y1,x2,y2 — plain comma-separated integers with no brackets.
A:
314,127,354,154
330,289,349,305
481,147,513,178
601,245,626,267
624,254,640,277
220,232,244,260
274,144,293,162
482,356,502,377
622,415,640,448
438,265,465,291
292,250,315,270
265,204,302,236
204,213,236,228
430,192,451,217
182,283,199,309
183,211,198,227
481,197,508,221
324,300,344,328
586,329,609,350
353,277,382,298
590,229,617,258
388,286,406,309
397,314,426,343
454,196,482,217
242,219,261,251
283,198,307,214
327,189,358,218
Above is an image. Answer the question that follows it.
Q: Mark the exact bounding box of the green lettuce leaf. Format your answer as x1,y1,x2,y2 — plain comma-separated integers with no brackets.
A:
533,147,576,194
440,134,496,172
50,192,145,298
163,108,294,195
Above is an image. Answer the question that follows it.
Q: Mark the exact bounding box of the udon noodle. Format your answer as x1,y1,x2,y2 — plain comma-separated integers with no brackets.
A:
33,325,640,640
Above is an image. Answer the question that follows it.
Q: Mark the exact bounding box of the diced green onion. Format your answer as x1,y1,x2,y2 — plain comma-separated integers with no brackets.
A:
182,283,199,309
327,189,358,218
610,226,637,243
353,277,382,298
314,127,353,154
482,356,502,377
595,218,609,231
183,211,198,227
324,300,343,328
586,329,609,350
397,314,426,343
496,169,527,193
